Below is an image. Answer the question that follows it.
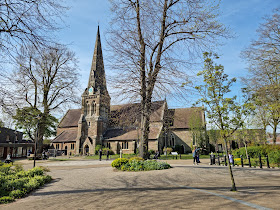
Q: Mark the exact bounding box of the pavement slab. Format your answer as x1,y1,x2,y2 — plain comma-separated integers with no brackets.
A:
2,159,280,210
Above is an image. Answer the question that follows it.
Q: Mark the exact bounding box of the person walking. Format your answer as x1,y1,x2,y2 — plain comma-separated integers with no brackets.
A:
106,150,110,161
99,149,102,161
228,152,234,166
192,147,198,165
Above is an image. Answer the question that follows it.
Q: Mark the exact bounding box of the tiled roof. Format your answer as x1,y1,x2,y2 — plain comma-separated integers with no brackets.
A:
52,129,77,143
104,126,162,141
58,101,165,129
109,101,165,127
169,107,204,129
58,109,81,128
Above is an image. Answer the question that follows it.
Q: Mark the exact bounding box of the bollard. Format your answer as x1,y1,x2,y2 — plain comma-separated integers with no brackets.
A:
210,155,212,165
213,155,216,165
217,155,220,166
259,155,262,169
248,155,251,167
266,155,270,168
240,155,244,167
180,154,181,159
176,155,177,160
224,155,227,166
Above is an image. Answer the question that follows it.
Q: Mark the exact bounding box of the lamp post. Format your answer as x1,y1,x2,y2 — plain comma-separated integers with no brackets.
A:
13,131,17,158
164,129,167,156
33,115,41,168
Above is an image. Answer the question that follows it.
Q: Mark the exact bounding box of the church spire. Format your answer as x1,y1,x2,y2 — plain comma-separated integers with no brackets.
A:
88,26,107,93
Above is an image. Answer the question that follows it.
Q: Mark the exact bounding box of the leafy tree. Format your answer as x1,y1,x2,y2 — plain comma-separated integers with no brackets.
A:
195,52,250,191
13,107,58,141
188,109,208,150
108,0,229,159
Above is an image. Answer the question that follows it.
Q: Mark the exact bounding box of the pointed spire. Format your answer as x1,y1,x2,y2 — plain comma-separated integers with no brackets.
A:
88,26,107,93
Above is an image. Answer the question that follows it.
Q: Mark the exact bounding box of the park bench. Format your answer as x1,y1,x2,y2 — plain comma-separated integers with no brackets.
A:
171,152,178,159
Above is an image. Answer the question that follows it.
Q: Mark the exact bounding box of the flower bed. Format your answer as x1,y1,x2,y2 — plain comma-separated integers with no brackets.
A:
0,163,52,204
111,157,171,171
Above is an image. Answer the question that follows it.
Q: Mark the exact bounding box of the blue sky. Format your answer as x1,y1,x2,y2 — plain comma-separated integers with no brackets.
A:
56,0,279,109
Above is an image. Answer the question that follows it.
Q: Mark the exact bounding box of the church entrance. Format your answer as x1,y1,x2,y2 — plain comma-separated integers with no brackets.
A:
84,145,89,155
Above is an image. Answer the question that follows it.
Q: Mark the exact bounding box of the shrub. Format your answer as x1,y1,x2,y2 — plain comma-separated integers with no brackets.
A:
95,145,102,155
102,148,114,155
0,165,52,204
111,158,129,168
24,178,40,192
128,157,144,163
0,196,14,204
26,167,44,177
9,189,26,199
13,164,24,173
268,150,280,166
0,164,12,174
112,158,171,172
148,150,155,155
166,147,173,154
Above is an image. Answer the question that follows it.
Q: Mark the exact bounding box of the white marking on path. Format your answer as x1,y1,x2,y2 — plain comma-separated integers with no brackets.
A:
165,180,272,210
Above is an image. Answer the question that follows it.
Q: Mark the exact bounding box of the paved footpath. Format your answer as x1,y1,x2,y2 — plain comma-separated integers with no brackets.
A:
2,159,280,210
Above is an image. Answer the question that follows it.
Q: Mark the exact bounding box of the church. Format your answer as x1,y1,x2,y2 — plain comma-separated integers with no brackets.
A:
51,27,206,155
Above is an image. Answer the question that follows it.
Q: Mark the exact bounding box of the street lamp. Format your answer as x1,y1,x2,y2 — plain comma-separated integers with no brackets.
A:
164,129,167,156
33,115,41,168
14,131,17,158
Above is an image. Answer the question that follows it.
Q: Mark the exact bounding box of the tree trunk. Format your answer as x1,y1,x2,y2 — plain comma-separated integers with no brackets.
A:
244,142,248,159
273,121,277,144
139,98,151,159
224,138,237,191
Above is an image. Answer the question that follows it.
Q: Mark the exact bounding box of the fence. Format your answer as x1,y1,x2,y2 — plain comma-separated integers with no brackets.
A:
209,154,273,168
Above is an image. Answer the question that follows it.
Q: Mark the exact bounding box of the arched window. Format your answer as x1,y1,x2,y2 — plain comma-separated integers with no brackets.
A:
171,134,175,147
91,102,96,115
87,103,90,115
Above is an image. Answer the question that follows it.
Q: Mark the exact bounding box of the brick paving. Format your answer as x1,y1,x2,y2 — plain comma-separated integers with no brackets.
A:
2,158,280,210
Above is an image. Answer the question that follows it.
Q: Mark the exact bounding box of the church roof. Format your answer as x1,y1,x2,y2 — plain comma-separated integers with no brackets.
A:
168,107,204,129
110,100,165,127
52,129,77,143
58,109,81,128
104,126,162,141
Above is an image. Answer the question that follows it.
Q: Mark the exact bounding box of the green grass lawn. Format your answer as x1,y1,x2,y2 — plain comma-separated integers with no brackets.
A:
84,153,209,160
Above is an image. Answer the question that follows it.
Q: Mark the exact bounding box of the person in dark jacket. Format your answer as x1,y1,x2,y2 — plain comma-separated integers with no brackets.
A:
99,149,102,161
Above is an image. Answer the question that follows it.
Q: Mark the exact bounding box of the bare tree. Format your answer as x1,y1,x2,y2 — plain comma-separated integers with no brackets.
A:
0,0,67,60
3,45,80,153
107,0,229,158
242,9,280,144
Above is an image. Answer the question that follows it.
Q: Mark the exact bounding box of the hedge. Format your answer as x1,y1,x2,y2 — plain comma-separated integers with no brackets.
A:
111,157,171,171
0,164,52,204
232,145,280,166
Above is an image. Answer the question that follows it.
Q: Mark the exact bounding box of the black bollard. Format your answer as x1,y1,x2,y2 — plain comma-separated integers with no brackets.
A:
176,155,177,160
180,154,181,159
224,155,227,166
240,155,244,167
210,155,212,165
217,155,220,165
259,155,262,169
266,155,270,168
248,155,251,167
